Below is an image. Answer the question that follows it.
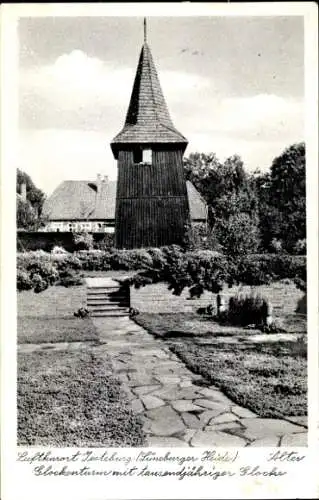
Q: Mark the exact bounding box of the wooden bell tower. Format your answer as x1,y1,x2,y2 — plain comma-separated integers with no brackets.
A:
111,19,190,249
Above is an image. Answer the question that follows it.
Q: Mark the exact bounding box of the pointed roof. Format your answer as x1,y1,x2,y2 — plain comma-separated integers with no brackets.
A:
111,42,187,158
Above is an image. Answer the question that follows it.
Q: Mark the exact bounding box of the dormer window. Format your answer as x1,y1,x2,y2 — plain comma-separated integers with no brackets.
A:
142,149,152,164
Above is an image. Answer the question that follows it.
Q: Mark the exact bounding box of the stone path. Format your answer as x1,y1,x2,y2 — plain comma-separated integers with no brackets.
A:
19,316,307,447
92,317,307,447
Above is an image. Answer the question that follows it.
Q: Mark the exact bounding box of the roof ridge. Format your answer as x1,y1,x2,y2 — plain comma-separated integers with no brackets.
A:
145,43,160,124
159,121,187,140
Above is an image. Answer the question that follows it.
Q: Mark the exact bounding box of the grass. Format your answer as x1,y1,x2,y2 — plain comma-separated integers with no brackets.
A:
18,317,99,344
18,285,87,318
134,313,261,339
171,339,307,418
136,313,307,418
18,285,98,344
18,349,145,447
17,286,145,447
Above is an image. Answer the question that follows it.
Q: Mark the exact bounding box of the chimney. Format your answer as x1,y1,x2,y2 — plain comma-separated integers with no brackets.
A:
21,182,27,202
96,174,102,192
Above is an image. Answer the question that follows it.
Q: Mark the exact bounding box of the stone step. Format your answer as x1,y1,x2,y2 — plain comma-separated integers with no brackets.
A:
88,305,129,312
87,296,129,303
90,311,129,317
87,292,126,297
87,302,129,308
87,287,122,293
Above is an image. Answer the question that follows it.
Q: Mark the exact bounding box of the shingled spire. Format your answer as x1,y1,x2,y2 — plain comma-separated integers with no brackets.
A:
111,25,187,158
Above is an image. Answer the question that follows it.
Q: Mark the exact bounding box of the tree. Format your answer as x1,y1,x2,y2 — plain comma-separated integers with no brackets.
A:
16,169,46,230
17,198,36,229
16,169,45,216
214,213,260,256
184,153,260,254
255,142,306,252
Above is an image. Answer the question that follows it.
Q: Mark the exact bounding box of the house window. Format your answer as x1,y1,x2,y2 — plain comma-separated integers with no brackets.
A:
142,149,152,163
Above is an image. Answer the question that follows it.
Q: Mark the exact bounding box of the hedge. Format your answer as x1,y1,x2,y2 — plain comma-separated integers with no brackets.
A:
17,246,306,295
17,231,114,252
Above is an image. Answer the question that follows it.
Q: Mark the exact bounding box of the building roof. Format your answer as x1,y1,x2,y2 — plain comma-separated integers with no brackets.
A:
43,179,206,222
186,181,208,220
111,43,187,157
42,179,116,221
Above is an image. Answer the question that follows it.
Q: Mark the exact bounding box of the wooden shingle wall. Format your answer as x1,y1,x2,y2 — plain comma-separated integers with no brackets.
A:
115,148,190,248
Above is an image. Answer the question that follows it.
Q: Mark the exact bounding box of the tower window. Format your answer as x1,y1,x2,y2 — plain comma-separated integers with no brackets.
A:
142,149,152,163
133,148,142,163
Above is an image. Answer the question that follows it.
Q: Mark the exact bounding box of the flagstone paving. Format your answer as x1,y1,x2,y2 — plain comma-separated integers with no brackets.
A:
19,316,307,447
91,317,307,447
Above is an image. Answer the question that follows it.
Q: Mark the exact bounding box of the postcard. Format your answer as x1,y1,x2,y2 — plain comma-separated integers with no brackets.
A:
1,2,318,499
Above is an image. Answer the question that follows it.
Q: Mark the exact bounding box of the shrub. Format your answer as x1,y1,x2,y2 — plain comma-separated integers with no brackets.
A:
73,232,93,250
294,238,306,255
235,254,306,286
213,213,260,256
27,261,59,286
270,238,283,253
51,246,68,255
94,233,115,250
58,274,83,288
227,294,270,326
31,273,49,293
74,307,90,318
183,222,222,252
17,270,33,291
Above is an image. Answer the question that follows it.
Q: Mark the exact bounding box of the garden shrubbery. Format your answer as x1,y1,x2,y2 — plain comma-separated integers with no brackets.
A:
227,294,270,326
17,246,306,295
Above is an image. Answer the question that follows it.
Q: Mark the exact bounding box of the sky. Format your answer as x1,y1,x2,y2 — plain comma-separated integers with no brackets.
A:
18,16,304,195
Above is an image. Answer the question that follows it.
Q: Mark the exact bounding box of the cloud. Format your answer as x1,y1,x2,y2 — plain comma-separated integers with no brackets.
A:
18,129,117,195
175,93,303,143
18,51,304,195
218,94,303,138
20,50,210,129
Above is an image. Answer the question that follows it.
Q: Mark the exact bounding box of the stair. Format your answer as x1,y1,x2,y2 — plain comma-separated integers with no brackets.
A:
86,278,130,317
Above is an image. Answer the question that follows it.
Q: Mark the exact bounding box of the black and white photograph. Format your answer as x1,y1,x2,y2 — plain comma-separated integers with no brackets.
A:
1,4,318,498
16,12,309,448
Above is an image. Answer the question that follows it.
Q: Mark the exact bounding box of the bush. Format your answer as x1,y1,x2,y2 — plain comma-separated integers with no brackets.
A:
17,270,33,291
31,273,49,293
51,246,68,255
294,239,306,255
270,238,283,253
214,213,260,256
17,248,306,298
94,233,115,250
183,223,222,252
73,232,93,250
227,294,270,326
58,274,83,288
235,254,306,286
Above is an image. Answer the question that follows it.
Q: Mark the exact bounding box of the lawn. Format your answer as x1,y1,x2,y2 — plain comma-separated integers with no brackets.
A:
18,285,98,344
134,313,261,338
18,349,145,447
17,286,145,446
136,313,307,418
18,285,87,319
18,317,99,344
